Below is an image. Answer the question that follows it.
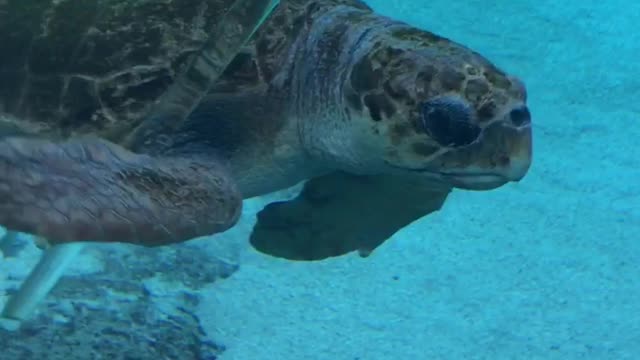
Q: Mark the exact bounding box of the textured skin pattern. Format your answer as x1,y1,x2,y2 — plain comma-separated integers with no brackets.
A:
1,0,223,138
0,137,241,246
0,0,272,140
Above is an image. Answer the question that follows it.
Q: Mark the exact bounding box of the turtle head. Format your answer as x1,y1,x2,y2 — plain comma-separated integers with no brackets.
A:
342,24,532,190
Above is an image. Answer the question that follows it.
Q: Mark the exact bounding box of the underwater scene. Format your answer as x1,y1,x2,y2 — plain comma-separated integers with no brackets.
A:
0,0,638,359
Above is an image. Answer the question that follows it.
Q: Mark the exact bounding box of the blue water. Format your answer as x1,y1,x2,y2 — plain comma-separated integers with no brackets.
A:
1,0,639,359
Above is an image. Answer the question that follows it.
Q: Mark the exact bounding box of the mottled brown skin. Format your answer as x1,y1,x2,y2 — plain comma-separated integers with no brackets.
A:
0,0,275,245
0,0,271,139
3,0,207,137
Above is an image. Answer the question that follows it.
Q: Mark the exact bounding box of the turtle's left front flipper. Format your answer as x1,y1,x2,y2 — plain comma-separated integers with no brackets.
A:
250,171,451,261
0,137,241,247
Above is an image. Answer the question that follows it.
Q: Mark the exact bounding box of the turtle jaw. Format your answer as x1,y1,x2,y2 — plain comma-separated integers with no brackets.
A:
390,167,511,191
390,167,518,191
438,173,511,191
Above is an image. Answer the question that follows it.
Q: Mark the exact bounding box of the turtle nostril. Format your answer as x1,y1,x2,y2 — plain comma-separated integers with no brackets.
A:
509,105,531,126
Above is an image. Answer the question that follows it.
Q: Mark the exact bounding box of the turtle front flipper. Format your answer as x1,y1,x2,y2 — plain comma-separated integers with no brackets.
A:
250,172,451,261
0,137,241,246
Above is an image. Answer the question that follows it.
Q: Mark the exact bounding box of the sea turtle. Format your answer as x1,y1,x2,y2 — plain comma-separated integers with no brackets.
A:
0,0,532,259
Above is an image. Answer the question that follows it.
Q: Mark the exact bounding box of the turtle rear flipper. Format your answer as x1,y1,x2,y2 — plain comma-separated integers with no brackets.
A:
250,172,451,261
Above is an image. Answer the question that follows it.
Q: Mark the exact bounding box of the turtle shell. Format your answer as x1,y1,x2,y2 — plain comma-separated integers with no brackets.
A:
0,0,239,140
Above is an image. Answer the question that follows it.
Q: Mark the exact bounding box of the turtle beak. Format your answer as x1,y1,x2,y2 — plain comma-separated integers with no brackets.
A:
495,124,532,182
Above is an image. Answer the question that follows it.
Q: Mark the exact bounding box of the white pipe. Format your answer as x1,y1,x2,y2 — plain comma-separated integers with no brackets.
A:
1,242,85,322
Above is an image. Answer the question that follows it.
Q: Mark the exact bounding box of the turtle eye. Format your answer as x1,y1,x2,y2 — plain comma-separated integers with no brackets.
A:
420,96,481,147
